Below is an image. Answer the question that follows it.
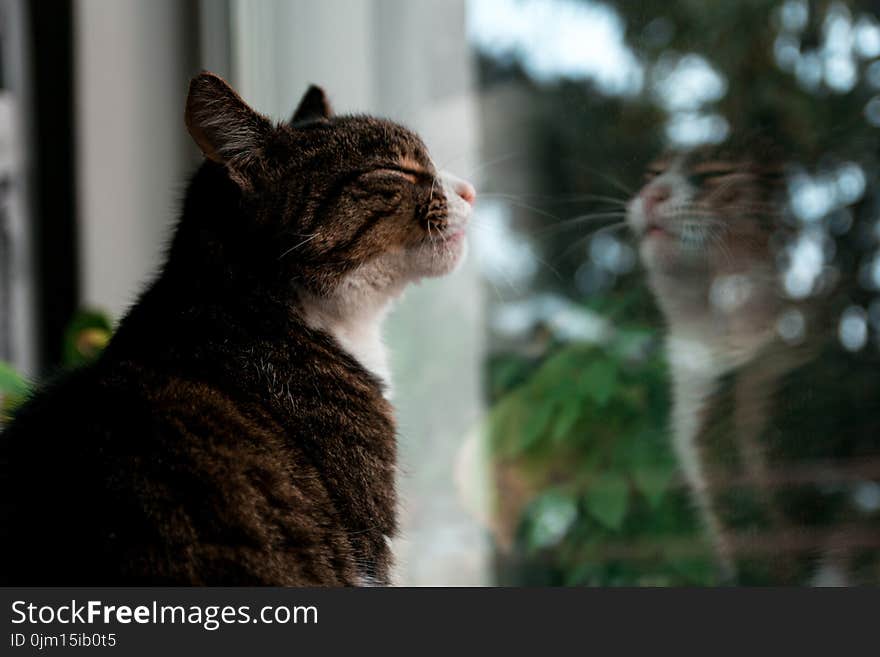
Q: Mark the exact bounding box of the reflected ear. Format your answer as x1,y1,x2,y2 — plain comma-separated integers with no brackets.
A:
290,85,333,124
185,71,273,182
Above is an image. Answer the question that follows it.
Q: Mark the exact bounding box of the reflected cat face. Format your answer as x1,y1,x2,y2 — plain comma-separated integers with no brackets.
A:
627,147,784,276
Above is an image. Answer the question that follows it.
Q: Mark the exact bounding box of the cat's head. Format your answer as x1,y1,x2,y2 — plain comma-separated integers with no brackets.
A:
626,144,784,277
183,72,474,300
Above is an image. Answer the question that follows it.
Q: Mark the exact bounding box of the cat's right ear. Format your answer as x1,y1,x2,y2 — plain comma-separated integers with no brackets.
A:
185,72,272,185
290,85,333,125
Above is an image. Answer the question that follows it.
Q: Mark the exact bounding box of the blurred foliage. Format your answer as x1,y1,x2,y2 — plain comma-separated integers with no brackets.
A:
0,361,30,424
61,309,112,369
477,305,716,585
0,308,112,423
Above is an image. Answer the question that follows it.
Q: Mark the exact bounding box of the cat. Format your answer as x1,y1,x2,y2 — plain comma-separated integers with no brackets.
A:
0,72,476,586
627,142,880,584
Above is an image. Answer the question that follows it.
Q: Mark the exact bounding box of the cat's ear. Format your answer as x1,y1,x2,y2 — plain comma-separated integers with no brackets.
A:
185,72,273,183
290,85,333,124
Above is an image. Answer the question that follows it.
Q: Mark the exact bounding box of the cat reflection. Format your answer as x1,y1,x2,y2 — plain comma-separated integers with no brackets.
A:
627,144,880,585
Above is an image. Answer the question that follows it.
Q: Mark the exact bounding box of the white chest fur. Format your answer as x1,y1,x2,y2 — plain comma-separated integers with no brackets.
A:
313,307,391,387
298,283,397,397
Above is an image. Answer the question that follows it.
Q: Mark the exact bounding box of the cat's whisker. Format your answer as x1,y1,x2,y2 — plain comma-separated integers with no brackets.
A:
553,221,630,262
476,191,630,209
544,193,630,206
451,222,527,294
424,223,438,266
567,162,635,196
346,524,387,536
460,216,563,283
278,233,319,260
534,212,628,239
552,211,628,224
530,252,564,282
554,236,591,263
474,194,563,223
460,222,489,239
435,151,469,173
430,222,447,266
477,192,532,200
462,151,524,183
706,230,735,266
429,174,438,207
482,259,523,296
588,220,631,238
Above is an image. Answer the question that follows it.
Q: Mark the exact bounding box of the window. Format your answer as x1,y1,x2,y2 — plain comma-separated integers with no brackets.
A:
464,0,880,585
8,0,878,586
231,0,880,586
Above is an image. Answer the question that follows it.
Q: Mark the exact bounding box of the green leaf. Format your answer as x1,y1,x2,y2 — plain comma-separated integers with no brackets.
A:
627,428,677,509
0,361,30,423
519,399,555,451
551,398,582,443
1,395,22,423
489,355,531,397
486,390,528,458
584,472,629,530
564,561,604,586
668,558,718,586
632,466,675,509
579,359,618,406
612,328,654,361
63,308,113,368
528,349,578,395
0,361,30,397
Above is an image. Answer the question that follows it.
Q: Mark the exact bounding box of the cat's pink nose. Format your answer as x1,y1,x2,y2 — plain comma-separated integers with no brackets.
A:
641,185,670,216
454,178,477,206
441,171,477,206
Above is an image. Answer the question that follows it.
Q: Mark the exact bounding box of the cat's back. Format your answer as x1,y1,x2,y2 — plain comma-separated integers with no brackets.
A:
0,356,357,586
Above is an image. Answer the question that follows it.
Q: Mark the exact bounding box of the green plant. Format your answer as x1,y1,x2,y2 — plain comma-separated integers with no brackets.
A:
61,309,113,368
0,308,113,423
481,325,717,586
0,360,30,423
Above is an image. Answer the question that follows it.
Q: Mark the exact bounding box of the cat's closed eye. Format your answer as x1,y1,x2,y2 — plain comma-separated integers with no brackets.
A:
644,161,669,181
687,161,739,187
349,170,412,201
370,167,427,185
354,168,437,207
357,167,426,188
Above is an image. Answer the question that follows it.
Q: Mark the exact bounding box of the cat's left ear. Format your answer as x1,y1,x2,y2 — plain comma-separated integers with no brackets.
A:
290,85,333,124
185,72,273,188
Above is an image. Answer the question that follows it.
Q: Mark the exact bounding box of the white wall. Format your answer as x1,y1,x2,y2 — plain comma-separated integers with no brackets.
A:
74,0,198,320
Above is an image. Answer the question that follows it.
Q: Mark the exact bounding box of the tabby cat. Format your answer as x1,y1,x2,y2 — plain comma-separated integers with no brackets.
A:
627,143,880,584
0,72,475,585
